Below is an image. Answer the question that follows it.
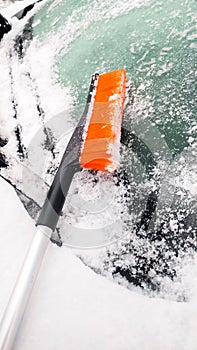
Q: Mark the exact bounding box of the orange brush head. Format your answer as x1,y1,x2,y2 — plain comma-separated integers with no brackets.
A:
79,68,126,173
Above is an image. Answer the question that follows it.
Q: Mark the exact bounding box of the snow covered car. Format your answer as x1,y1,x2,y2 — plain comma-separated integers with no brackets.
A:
0,0,196,301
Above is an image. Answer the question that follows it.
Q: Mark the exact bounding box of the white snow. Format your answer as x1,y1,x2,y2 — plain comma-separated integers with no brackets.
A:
1,177,197,350
0,0,46,19
0,0,197,348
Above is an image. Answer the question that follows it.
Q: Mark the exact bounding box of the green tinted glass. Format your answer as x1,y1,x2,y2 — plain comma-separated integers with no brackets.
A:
33,0,196,158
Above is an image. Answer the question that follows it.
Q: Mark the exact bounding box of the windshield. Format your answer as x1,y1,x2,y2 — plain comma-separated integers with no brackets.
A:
2,0,196,299
32,0,196,155
33,0,197,296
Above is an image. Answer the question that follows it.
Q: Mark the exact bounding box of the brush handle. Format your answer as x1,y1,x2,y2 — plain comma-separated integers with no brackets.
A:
0,73,99,349
37,74,99,231
36,163,80,230
0,226,51,350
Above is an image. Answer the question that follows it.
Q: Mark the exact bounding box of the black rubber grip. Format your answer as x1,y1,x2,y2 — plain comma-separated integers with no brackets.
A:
36,74,99,231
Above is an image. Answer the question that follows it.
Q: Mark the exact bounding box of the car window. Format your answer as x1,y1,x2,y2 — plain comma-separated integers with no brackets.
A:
2,0,196,299
32,0,196,158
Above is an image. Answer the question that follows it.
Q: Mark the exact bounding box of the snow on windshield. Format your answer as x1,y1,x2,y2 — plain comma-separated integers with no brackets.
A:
0,0,196,348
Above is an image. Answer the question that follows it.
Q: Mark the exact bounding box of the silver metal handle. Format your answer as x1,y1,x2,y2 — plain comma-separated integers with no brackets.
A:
0,226,52,350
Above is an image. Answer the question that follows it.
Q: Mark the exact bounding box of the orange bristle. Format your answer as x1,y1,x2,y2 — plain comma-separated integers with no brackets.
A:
80,68,126,173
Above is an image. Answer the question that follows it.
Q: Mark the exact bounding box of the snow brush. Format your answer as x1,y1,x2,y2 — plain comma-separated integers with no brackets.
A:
0,68,126,349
